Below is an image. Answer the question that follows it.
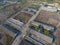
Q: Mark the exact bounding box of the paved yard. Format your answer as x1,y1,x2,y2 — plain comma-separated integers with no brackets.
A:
55,28,60,45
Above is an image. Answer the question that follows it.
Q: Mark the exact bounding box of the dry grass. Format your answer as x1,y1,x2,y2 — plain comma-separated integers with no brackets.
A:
0,4,22,24
35,10,59,26
14,12,33,23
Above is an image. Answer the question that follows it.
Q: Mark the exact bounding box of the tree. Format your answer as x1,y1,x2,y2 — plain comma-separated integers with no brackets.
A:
18,0,27,4
44,30,50,35
35,25,40,31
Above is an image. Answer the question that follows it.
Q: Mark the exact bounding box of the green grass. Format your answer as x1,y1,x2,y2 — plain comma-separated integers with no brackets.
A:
32,4,40,8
